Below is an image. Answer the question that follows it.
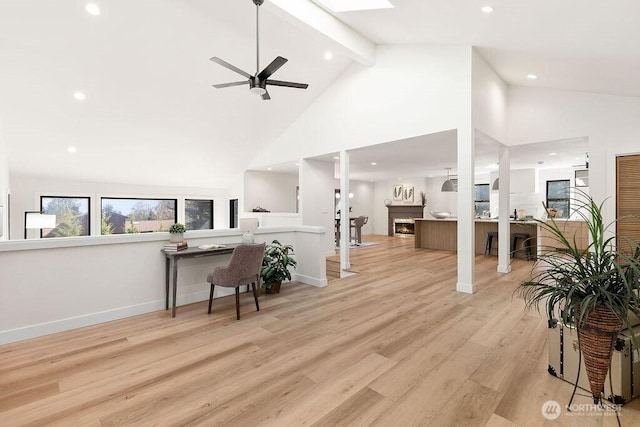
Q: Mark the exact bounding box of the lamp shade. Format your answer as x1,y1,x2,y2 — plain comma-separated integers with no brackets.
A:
25,213,56,229
441,180,456,192
492,178,499,191
441,168,457,192
239,218,259,232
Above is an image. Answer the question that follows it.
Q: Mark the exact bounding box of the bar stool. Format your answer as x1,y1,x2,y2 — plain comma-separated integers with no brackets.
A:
511,232,532,260
484,231,498,256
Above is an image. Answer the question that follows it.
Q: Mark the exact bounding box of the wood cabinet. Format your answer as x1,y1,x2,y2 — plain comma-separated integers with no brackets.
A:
537,220,588,252
415,219,537,258
617,155,640,256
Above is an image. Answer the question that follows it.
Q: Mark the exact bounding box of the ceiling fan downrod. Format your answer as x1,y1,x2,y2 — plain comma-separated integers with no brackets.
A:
254,0,264,75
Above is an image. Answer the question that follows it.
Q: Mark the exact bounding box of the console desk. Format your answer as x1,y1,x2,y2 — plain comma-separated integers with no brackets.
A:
162,244,237,317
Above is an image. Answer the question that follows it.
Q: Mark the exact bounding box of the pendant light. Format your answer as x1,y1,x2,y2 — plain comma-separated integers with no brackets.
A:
491,178,499,191
441,168,457,192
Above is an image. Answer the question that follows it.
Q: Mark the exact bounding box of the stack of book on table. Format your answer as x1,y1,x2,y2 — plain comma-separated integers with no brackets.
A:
164,241,188,252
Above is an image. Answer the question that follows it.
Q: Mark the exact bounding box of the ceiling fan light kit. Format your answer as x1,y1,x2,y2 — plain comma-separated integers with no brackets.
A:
210,0,308,100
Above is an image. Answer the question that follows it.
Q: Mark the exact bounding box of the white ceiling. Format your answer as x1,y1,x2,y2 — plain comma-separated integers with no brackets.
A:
0,0,632,187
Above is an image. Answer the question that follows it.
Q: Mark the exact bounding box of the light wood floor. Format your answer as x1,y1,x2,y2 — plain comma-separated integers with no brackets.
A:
1,235,639,426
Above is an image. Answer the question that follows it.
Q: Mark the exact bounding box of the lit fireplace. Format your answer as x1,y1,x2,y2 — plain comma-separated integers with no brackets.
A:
393,218,415,237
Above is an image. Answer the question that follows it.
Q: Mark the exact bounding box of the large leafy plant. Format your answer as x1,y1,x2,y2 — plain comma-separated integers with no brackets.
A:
516,190,640,330
260,240,297,288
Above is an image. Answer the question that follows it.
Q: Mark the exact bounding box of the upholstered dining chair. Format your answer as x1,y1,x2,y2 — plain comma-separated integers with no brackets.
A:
350,216,368,244
207,243,265,320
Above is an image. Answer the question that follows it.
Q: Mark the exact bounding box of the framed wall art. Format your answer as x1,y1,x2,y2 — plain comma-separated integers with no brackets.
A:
403,186,414,202
393,185,403,201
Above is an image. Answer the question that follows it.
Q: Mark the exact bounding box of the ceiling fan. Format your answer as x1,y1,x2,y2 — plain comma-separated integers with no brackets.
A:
210,0,309,100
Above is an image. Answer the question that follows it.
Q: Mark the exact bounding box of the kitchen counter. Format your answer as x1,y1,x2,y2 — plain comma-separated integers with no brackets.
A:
414,218,538,257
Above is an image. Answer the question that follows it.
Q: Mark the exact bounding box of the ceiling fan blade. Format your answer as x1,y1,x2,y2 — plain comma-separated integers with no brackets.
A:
257,56,288,80
212,81,247,89
261,90,271,101
210,57,252,79
267,79,309,89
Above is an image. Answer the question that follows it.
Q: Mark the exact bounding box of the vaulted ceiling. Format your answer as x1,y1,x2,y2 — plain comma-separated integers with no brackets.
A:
1,0,637,187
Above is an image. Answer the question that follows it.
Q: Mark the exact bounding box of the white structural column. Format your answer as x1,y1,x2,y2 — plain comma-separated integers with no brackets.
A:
497,146,512,273
339,150,350,271
457,127,475,293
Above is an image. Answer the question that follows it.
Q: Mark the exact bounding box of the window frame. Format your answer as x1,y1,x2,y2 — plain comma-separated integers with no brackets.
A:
546,179,571,218
474,183,490,216
100,197,177,235
39,195,91,238
185,198,214,231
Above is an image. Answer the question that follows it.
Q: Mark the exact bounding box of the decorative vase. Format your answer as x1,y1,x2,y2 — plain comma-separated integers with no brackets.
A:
169,232,184,243
265,281,281,294
577,305,622,403
241,231,255,244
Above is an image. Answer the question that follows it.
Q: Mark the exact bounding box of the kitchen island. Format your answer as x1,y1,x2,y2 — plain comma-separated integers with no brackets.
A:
414,218,538,258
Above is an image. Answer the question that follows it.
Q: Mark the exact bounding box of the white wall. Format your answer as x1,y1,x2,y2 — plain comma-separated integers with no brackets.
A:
0,119,8,240
252,45,474,167
508,86,640,226
373,177,427,234
8,175,232,240
0,226,326,344
244,170,299,213
300,159,336,255
472,49,508,144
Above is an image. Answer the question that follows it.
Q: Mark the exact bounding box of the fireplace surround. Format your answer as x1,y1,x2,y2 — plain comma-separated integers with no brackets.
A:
393,218,415,237
387,205,424,236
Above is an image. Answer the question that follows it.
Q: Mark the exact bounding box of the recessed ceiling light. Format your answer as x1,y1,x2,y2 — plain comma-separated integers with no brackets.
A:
267,167,273,171
85,3,100,16
370,162,377,166
324,51,333,60
314,0,394,13
549,152,558,156
481,6,494,13
67,146,77,153
73,92,86,101
526,74,539,80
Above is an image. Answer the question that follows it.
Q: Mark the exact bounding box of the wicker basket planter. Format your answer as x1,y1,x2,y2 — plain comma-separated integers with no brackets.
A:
578,305,623,402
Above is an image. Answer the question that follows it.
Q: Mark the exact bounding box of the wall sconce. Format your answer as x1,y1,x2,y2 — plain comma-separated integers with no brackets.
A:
441,168,457,192
24,211,56,239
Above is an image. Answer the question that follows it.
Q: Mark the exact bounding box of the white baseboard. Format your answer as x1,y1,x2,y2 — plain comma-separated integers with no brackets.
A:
0,300,164,345
456,282,475,294
0,290,237,345
497,264,512,273
295,273,328,288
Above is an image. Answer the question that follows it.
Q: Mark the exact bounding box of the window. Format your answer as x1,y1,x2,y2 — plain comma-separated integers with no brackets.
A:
546,180,570,218
575,170,589,187
185,199,214,230
101,198,176,234
229,199,238,228
474,184,490,216
40,196,90,237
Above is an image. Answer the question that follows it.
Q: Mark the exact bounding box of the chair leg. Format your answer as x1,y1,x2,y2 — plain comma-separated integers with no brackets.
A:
235,287,240,320
252,282,260,312
208,284,215,314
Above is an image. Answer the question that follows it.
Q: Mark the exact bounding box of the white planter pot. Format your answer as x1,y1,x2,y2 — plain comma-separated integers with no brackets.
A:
169,232,184,243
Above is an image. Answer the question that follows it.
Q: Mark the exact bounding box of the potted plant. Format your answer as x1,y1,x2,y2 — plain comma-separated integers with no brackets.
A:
516,189,640,404
260,239,297,294
169,222,186,243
